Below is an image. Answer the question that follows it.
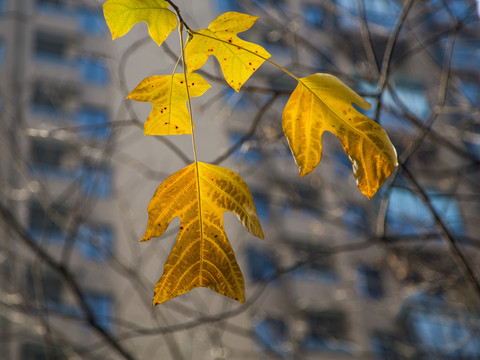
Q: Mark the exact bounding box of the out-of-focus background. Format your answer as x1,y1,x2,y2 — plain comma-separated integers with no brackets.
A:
1,0,480,359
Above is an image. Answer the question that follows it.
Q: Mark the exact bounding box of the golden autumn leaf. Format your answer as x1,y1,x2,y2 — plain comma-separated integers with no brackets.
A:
127,74,210,136
103,0,177,47
142,162,264,305
185,12,271,91
282,73,398,199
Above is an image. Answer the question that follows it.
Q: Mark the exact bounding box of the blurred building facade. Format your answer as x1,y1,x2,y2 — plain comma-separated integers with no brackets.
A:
1,0,480,360
0,0,119,358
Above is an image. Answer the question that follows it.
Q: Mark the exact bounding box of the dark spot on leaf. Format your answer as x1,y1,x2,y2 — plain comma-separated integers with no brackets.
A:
228,38,233,43
180,226,183,230
180,81,184,84
192,82,195,85
214,234,218,238
175,125,178,129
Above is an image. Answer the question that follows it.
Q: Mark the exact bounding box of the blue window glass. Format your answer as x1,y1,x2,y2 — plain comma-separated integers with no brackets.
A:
342,204,368,233
0,39,4,64
402,293,480,358
301,310,350,352
425,0,475,25
29,138,77,178
77,224,113,261
85,293,113,332
76,107,110,139
213,0,240,12
371,332,401,360
26,268,63,310
460,81,480,103
304,4,324,27
79,163,112,198
78,57,109,85
223,87,250,109
28,202,66,242
78,8,107,36
34,32,74,67
450,37,480,71
253,317,288,356
357,266,383,300
334,150,352,177
252,191,270,221
0,0,5,12
357,79,429,131
229,132,263,164
287,240,336,282
387,187,464,237
246,246,276,282
337,0,400,32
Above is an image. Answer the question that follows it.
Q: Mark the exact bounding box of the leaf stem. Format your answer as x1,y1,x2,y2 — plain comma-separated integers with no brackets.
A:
179,22,198,163
188,30,300,82
166,0,191,32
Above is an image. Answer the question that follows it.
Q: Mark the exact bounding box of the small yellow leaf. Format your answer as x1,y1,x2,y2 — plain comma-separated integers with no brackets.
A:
103,0,177,47
142,162,264,305
127,74,210,136
185,12,271,91
282,74,398,199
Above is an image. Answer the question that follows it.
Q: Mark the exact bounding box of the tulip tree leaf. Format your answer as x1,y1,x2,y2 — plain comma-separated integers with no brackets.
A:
282,73,398,199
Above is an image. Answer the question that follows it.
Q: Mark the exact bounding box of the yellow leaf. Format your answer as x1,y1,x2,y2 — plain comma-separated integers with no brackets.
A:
127,74,210,136
185,12,271,91
282,74,398,199
142,162,264,304
103,0,177,47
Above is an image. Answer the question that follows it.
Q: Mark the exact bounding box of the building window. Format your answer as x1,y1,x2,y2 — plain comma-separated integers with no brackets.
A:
253,316,288,357
246,246,276,282
371,332,402,360
460,80,480,104
229,132,263,164
450,37,480,72
31,80,78,115
29,137,78,177
357,265,383,300
0,39,4,65
84,293,113,332
26,267,64,311
357,79,430,131
336,0,400,32
79,162,112,198
286,239,335,281
20,342,65,360
78,57,109,85
213,0,240,12
28,201,66,242
304,4,324,27
252,191,270,221
34,32,74,66
77,224,113,261
76,107,110,139
342,204,368,233
78,8,107,36
401,293,480,358
386,187,464,237
301,310,350,352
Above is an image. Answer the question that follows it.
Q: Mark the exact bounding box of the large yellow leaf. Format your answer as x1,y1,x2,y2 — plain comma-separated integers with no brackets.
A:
185,12,271,91
282,74,398,199
127,74,210,136
103,0,177,47
142,162,264,304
